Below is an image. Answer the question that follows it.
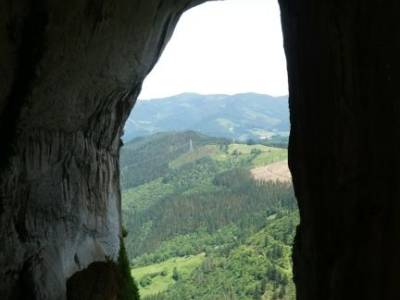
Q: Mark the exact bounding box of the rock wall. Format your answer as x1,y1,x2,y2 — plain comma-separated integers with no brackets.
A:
0,1,206,299
1,0,400,299
280,1,400,299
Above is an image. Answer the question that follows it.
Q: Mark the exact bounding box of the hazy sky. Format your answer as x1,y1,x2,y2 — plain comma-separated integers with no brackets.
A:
139,0,288,100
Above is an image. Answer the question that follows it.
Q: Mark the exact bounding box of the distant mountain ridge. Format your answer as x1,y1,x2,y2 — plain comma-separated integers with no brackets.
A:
123,93,289,142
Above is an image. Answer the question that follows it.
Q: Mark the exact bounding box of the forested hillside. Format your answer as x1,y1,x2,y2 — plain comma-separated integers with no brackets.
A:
120,131,228,189
123,93,289,142
120,131,297,299
159,211,298,300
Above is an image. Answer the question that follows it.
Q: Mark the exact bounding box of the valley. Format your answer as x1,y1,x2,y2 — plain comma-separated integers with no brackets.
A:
120,131,297,299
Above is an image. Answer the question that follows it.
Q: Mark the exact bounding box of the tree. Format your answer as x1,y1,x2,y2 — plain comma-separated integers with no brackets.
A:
246,138,256,145
172,267,180,281
117,238,140,300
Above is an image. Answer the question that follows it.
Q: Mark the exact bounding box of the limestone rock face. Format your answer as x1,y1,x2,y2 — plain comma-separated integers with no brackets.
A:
0,1,205,299
1,0,400,299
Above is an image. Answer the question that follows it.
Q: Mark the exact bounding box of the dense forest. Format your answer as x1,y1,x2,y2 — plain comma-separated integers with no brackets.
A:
156,211,298,300
120,131,297,299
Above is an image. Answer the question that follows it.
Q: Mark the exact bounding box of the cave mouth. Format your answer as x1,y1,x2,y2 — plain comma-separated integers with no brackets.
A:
2,0,396,299
118,1,298,299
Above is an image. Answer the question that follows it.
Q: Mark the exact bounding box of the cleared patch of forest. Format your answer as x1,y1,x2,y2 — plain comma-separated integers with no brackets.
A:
251,160,291,183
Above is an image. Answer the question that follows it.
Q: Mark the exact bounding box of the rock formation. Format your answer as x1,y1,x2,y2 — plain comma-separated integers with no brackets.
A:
0,0,399,299
280,1,400,299
0,1,204,299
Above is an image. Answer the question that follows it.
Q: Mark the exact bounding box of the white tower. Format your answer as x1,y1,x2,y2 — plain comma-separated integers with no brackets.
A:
189,138,194,152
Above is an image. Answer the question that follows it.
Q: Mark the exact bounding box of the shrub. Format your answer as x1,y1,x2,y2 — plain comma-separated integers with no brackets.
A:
118,238,140,300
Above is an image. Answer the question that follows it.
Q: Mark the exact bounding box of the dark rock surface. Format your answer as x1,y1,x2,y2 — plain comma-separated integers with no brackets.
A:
66,262,120,300
1,0,400,299
280,1,400,299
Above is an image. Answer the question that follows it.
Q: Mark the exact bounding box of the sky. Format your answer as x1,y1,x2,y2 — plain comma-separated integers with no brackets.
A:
138,0,288,100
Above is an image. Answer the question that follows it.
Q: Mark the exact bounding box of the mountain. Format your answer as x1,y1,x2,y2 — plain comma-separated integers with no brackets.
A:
120,131,296,299
123,93,289,142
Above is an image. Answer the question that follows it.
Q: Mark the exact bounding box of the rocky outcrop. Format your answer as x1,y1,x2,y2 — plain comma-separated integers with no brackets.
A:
1,0,400,299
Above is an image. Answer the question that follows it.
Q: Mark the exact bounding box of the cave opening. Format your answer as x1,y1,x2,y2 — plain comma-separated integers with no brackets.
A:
1,0,397,299
119,1,298,299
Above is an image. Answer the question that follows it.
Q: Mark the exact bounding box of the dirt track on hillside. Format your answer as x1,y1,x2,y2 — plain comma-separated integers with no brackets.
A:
251,160,292,183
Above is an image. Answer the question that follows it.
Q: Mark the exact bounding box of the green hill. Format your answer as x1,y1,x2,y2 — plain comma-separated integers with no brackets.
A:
120,131,297,300
123,93,289,143
120,131,229,190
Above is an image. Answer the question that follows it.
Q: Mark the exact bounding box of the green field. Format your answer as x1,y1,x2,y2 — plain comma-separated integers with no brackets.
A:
169,143,287,169
227,143,288,166
131,254,205,298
